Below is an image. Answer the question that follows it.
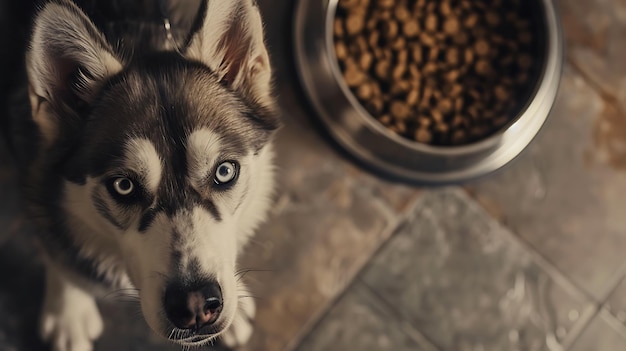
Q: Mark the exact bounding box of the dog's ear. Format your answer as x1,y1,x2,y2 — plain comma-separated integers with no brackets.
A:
27,1,122,109
184,0,273,108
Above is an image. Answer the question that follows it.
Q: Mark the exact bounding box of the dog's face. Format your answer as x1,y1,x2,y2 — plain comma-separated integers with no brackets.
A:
26,0,278,346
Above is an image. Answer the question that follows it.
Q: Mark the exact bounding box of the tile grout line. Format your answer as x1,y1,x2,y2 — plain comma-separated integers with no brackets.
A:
561,304,600,350
357,278,442,351
457,187,602,349
460,188,593,301
465,184,624,308
597,262,626,308
599,308,626,339
563,272,626,349
562,308,626,351
283,190,427,351
566,46,626,342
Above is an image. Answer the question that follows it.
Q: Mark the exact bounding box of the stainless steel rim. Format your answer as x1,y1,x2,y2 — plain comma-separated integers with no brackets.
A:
293,0,564,184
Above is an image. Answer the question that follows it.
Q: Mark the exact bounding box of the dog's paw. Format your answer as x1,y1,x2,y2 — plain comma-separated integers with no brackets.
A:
40,284,103,351
221,298,256,349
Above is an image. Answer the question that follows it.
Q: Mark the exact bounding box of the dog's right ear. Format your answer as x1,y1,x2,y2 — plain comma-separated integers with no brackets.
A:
27,1,122,111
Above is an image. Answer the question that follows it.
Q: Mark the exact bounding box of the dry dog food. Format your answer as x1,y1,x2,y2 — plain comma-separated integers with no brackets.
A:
334,0,537,145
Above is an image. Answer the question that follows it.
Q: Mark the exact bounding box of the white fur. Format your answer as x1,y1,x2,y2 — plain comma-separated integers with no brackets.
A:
119,211,173,336
221,284,257,348
41,263,104,351
123,138,163,193
232,143,276,248
63,179,132,289
130,141,275,347
185,0,239,71
186,129,223,186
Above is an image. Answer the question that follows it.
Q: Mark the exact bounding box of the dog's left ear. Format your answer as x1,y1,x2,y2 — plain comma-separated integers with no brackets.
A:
28,1,123,108
184,0,273,108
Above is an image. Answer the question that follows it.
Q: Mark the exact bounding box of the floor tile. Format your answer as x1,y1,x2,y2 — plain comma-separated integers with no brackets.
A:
96,298,180,351
236,122,410,351
296,282,437,351
96,301,217,351
569,310,626,351
467,65,626,301
361,189,591,351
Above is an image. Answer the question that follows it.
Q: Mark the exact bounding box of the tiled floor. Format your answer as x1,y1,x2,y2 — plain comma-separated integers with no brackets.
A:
1,0,626,350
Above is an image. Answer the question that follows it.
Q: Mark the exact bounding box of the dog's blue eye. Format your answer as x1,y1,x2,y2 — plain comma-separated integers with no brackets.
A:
215,162,237,184
113,177,134,195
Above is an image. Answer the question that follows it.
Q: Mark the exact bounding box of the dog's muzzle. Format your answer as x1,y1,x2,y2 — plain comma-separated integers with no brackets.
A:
163,280,223,332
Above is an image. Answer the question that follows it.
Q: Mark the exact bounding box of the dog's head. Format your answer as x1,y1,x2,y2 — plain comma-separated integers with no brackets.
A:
26,0,278,345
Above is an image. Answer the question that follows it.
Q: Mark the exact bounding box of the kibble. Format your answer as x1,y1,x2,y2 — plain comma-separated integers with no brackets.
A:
402,20,420,37
425,14,438,32
443,17,460,35
391,101,411,119
415,128,433,143
334,0,537,145
474,39,490,56
345,13,365,35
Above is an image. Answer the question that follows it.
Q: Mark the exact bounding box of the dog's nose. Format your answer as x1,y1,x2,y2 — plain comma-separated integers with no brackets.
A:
163,281,223,330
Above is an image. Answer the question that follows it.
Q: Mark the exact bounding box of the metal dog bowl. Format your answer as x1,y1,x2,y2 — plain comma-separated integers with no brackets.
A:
293,0,563,185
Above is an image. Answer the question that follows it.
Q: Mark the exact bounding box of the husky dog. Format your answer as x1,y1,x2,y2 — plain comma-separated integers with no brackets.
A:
6,0,279,350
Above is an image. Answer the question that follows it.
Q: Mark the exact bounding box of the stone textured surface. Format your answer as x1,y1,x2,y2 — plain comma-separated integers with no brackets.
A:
359,189,590,351
569,311,626,351
560,0,626,109
234,99,420,351
466,64,626,301
559,0,626,174
296,282,437,351
605,274,626,326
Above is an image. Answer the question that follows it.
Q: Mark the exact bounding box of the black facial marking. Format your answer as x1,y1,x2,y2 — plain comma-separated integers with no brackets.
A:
170,226,185,269
138,207,160,232
171,249,183,268
92,191,125,230
200,199,222,221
